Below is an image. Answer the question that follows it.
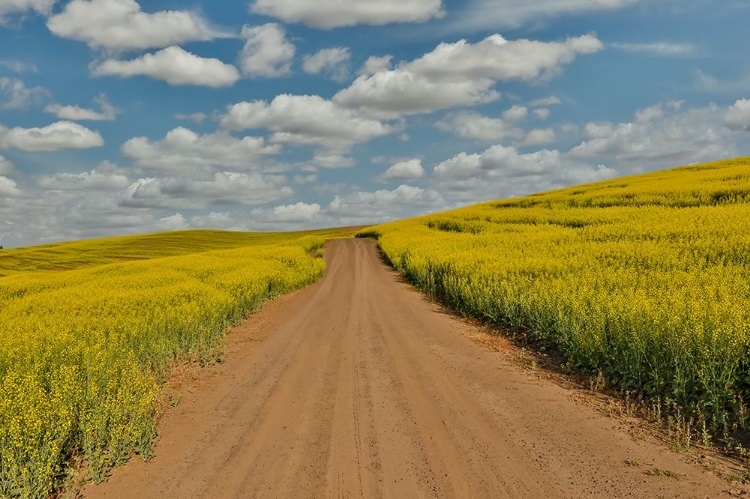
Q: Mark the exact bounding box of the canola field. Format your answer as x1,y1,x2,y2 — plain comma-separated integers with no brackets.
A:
360,157,750,442
0,228,353,498
0,227,353,277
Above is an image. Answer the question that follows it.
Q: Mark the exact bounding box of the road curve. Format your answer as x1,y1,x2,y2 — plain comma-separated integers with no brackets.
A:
84,238,734,498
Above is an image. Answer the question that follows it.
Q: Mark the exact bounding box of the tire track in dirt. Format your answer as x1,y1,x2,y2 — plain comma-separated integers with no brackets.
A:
83,238,739,498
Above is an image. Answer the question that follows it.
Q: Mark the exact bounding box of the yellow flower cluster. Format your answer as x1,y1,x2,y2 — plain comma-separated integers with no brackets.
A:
361,157,750,437
0,231,337,498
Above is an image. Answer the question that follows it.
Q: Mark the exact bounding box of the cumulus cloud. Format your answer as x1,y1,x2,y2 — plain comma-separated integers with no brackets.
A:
220,94,395,150
156,213,187,231
406,33,603,82
569,101,743,166
358,55,392,76
327,184,443,223
311,153,355,169
187,202,325,231
335,71,498,119
436,111,524,142
377,159,425,182
522,128,556,146
503,105,528,121
726,99,750,131
610,42,696,57
252,202,322,223
432,144,616,203
0,155,14,175
92,46,240,87
38,169,130,191
0,175,22,198
121,127,280,176
47,0,229,50
334,33,602,118
239,23,295,78
45,93,116,121
250,0,444,29
0,121,104,151
0,0,55,21
303,47,351,82
118,172,293,209
0,77,49,109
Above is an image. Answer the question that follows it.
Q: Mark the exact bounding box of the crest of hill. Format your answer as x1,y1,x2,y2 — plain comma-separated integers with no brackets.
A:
0,227,362,277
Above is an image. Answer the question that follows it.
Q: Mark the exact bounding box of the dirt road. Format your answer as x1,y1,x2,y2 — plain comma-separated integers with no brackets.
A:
84,239,738,498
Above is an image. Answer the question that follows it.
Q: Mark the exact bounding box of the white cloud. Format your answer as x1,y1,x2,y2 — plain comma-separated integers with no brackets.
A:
436,111,524,141
583,122,615,138
121,127,280,175
92,46,240,87
252,202,322,223
569,101,749,167
0,0,55,21
44,93,116,121
118,172,293,209
189,211,239,230
610,42,696,57
47,0,229,50
529,96,561,107
174,112,207,124
335,71,499,119
377,158,425,182
447,0,638,32
187,202,325,231
334,33,602,118
358,55,392,76
405,33,603,82
156,213,187,231
432,144,616,202
533,108,551,120
239,23,295,78
0,60,38,73
250,0,444,29
522,128,556,146
220,94,395,149
303,47,351,82
726,99,750,131
311,153,355,169
0,77,48,109
327,184,443,223
0,175,22,198
0,155,14,175
0,121,104,151
38,169,130,191
502,104,528,121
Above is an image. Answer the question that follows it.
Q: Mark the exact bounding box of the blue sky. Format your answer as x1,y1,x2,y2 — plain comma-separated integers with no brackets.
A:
0,0,749,247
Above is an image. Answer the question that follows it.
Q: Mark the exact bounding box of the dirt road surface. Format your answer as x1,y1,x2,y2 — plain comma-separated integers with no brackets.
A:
83,239,739,498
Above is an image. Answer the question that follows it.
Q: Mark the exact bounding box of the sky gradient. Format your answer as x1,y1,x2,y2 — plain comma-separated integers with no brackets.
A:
0,0,749,247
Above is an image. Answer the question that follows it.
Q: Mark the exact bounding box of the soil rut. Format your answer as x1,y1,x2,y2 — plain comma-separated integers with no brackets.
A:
83,239,737,498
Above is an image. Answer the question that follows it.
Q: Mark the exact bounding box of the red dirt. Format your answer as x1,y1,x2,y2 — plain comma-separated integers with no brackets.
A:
83,239,742,498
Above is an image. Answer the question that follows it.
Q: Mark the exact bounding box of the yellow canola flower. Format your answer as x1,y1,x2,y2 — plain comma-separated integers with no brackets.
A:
361,156,750,445
0,232,334,498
